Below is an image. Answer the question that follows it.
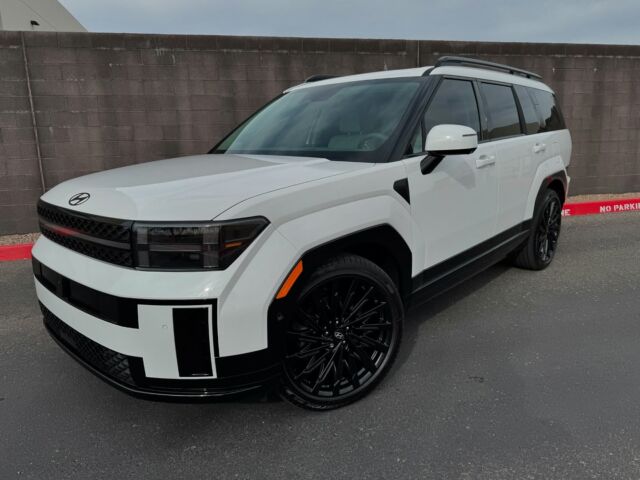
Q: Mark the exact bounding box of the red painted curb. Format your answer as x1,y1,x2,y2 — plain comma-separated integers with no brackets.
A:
562,198,640,217
0,243,33,262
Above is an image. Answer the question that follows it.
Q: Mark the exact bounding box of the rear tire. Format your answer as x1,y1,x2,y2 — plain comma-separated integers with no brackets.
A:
280,254,404,410
513,189,562,270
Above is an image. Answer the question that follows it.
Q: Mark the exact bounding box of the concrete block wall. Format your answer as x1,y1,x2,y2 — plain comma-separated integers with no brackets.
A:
1,31,639,234
0,32,42,235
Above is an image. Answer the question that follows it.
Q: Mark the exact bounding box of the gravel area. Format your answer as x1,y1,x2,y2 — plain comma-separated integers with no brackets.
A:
0,233,39,246
568,192,640,202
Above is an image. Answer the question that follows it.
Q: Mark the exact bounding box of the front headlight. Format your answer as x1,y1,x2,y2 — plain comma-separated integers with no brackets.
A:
133,217,269,270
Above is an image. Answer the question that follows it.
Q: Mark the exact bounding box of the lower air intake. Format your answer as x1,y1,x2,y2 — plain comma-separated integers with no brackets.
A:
41,303,136,386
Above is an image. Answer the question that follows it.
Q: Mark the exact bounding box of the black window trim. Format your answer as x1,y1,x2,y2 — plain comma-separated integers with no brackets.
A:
471,79,490,142
512,85,527,135
388,75,440,162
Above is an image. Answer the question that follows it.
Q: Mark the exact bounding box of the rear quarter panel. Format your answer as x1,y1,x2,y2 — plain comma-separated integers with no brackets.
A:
524,129,572,219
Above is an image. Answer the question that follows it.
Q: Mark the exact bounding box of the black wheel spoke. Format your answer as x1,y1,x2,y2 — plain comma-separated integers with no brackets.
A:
286,330,330,345
340,279,357,315
344,301,387,327
332,347,345,395
349,332,390,352
296,310,323,333
294,348,333,381
311,346,340,394
342,286,374,323
354,321,393,330
349,343,378,372
343,354,361,389
286,343,330,360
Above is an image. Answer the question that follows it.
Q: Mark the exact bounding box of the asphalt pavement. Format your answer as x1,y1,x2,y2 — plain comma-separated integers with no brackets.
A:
1,212,640,479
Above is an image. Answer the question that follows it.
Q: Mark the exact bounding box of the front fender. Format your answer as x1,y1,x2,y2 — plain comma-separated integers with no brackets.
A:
276,195,418,275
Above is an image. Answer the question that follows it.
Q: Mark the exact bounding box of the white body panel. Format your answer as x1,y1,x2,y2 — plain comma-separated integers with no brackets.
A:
493,135,534,233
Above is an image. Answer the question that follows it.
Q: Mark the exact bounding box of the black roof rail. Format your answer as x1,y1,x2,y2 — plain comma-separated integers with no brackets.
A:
304,74,339,83
432,56,542,80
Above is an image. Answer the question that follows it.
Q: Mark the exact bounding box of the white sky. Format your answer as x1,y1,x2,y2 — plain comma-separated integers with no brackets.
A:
60,0,640,45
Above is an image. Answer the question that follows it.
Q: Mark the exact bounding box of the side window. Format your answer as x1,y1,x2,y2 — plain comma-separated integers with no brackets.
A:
529,88,566,132
423,79,481,137
480,82,521,140
514,85,540,135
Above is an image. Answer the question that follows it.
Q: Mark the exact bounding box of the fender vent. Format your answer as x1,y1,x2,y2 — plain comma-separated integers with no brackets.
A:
393,178,410,204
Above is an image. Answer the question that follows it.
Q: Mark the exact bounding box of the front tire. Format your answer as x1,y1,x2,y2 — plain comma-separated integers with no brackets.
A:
280,254,404,410
513,189,562,270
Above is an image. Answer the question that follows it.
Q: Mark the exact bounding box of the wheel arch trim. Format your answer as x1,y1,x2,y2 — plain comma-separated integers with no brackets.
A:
295,224,413,299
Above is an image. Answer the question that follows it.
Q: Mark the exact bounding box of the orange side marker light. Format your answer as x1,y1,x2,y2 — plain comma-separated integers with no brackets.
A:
276,260,303,299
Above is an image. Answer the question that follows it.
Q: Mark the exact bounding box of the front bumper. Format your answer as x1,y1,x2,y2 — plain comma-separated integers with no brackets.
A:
42,304,279,399
34,255,283,399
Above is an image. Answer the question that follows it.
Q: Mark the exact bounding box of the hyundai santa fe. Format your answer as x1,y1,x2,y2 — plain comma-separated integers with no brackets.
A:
33,56,572,409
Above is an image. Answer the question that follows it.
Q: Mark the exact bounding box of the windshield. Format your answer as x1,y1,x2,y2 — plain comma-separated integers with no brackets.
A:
212,78,422,162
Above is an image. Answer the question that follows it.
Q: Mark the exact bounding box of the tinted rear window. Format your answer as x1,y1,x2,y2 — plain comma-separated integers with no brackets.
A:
481,83,521,140
529,88,566,132
514,85,540,135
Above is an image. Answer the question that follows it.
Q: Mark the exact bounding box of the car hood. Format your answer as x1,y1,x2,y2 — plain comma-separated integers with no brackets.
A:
41,154,371,221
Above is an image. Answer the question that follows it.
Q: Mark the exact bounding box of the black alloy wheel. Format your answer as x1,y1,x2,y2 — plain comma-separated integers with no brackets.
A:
281,254,403,410
536,196,561,263
513,188,563,270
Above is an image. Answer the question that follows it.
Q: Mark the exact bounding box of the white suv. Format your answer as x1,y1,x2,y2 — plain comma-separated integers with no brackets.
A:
33,57,571,410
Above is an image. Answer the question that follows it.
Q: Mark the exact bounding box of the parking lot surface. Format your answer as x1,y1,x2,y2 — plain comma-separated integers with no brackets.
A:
1,213,640,479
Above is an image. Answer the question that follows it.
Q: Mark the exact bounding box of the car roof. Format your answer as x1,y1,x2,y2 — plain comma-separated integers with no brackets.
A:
286,64,553,93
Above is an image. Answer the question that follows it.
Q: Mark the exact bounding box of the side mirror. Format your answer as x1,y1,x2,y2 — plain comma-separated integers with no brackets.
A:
425,124,478,156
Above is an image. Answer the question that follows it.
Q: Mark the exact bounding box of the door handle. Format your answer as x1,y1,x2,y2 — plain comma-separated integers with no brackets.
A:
476,154,496,168
533,143,547,153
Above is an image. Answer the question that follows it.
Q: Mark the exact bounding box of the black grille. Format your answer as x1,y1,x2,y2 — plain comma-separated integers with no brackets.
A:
38,200,134,267
37,201,131,243
40,227,133,266
42,304,135,386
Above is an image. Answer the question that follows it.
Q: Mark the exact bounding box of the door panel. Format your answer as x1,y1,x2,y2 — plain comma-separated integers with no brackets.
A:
404,146,498,270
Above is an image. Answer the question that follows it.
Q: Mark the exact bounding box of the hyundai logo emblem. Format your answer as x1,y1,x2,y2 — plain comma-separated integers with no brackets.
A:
68,192,90,206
